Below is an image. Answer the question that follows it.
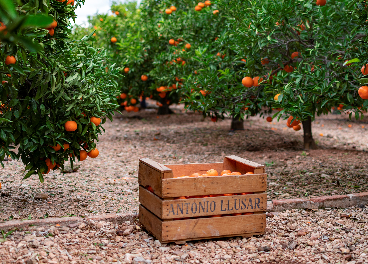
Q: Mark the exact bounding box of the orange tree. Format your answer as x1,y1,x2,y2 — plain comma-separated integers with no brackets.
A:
182,0,368,149
0,0,119,181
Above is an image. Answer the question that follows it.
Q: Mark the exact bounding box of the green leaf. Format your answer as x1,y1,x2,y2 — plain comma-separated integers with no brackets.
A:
23,170,35,180
23,15,54,28
16,37,42,53
0,0,16,19
343,58,360,66
38,171,44,183
0,118,12,123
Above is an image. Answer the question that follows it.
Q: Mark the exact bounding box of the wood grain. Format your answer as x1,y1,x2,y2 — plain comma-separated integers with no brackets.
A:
138,160,164,197
139,205,266,243
161,174,267,198
224,156,265,174
139,186,266,219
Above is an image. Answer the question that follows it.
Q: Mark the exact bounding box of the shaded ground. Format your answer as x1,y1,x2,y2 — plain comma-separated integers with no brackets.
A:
0,108,368,221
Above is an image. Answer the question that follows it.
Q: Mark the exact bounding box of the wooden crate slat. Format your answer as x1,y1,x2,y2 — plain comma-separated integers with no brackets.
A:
139,205,163,242
161,174,267,198
165,162,224,178
224,155,265,174
140,205,266,243
140,186,266,219
138,160,164,197
140,158,173,172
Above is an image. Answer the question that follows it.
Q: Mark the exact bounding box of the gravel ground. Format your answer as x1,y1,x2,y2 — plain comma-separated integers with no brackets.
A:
1,107,368,220
1,107,368,263
0,207,367,263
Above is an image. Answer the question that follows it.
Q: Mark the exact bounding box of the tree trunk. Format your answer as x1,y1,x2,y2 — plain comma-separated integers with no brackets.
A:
231,116,244,130
157,99,173,115
302,116,317,150
140,96,147,109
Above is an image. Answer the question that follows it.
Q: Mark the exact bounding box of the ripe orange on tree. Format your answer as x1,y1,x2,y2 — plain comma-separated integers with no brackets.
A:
361,65,368,75
185,43,191,49
65,121,77,131
170,6,177,11
90,117,101,126
205,1,211,6
124,67,129,73
169,39,175,45
316,0,326,6
291,52,300,59
195,6,202,11
293,124,301,131
165,9,172,14
63,143,70,151
198,2,205,8
52,144,61,151
284,65,294,73
261,58,269,65
5,56,16,65
266,117,273,122
79,150,87,161
286,116,300,128
242,77,254,88
253,76,262,87
131,98,137,104
358,86,368,99
213,10,219,15
141,75,148,81
87,149,99,158
111,37,117,43
120,93,127,99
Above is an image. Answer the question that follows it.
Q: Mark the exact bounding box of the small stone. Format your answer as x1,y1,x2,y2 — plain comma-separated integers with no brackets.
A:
34,193,48,200
344,254,353,261
288,241,298,250
172,251,184,256
125,253,143,263
154,240,161,247
266,212,274,218
341,213,351,218
180,253,189,260
159,246,170,252
96,221,106,229
297,230,307,236
25,258,36,264
132,257,147,264
29,240,40,248
257,246,270,252
216,241,228,248
78,223,86,229
116,230,125,236
123,228,133,235
340,248,350,254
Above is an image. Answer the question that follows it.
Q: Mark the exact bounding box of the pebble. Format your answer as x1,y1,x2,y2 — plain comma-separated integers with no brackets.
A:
154,240,161,247
34,193,48,200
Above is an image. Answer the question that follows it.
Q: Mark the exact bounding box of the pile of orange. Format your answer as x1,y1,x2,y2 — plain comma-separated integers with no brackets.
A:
174,169,254,178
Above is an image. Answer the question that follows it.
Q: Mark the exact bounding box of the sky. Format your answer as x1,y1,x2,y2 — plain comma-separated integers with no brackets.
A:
74,0,138,26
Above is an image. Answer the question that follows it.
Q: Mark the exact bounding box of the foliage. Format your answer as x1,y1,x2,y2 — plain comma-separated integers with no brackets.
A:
0,0,119,181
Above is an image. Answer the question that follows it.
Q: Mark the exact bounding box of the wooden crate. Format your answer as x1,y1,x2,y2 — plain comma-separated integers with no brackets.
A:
138,155,267,243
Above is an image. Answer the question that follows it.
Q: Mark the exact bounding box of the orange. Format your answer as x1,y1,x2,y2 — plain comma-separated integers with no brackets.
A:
286,116,300,128
190,173,201,177
5,56,16,65
165,9,172,14
200,90,207,96
223,193,233,196
320,133,324,136
159,92,166,98
348,124,352,128
48,28,54,36
87,149,99,158
147,186,154,193
47,20,57,29
111,37,117,43
120,93,127,99
253,76,263,87
131,98,137,104
141,75,148,81
115,11,119,15
293,124,301,131
80,150,88,161
169,39,175,45
90,117,101,126
67,0,74,5
170,6,177,11
242,77,254,88
195,6,202,11
99,18,103,21
221,170,231,176
211,116,217,122
157,86,166,92
362,65,368,75
274,94,281,101
231,172,242,175
261,58,269,65
205,0,211,6
316,0,326,6
45,158,56,169
124,67,129,73
52,144,61,151
63,143,70,151
65,121,77,131
185,43,191,49
0,22,6,32
207,169,218,176
174,196,187,200
133,107,139,112
266,117,272,122
213,10,219,15
291,52,300,59
284,65,294,73
198,2,205,8
359,86,368,99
